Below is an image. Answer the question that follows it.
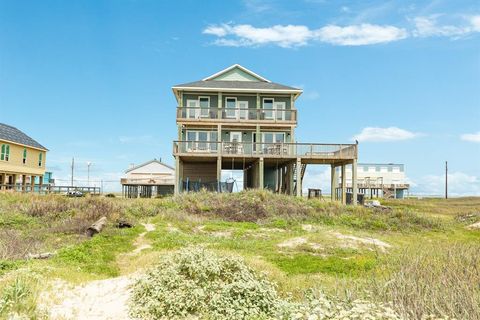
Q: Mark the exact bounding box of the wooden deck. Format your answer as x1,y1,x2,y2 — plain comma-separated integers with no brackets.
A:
173,141,357,164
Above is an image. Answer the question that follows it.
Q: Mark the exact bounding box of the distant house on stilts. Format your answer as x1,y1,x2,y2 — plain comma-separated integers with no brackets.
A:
121,159,175,198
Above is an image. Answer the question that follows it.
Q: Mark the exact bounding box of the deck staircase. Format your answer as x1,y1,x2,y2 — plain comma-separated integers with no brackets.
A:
293,163,307,195
382,186,394,199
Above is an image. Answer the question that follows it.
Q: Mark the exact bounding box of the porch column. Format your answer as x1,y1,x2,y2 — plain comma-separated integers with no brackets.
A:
217,124,222,154
296,158,302,197
256,124,261,155
258,158,264,190
174,156,180,195
39,176,44,194
0,173,5,190
217,156,222,192
31,175,35,193
218,92,223,119
341,165,346,205
12,174,17,191
331,164,338,201
21,175,26,192
352,160,358,205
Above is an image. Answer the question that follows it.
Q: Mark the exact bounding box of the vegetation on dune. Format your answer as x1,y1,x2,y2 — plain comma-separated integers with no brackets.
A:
0,191,479,319
130,246,400,320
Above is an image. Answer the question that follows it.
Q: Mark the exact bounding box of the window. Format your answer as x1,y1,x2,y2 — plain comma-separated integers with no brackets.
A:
263,98,274,119
38,152,43,167
186,131,217,152
263,132,285,143
1,144,10,161
274,101,286,120
23,148,27,164
199,96,210,118
225,97,237,118
187,99,199,118
238,100,248,119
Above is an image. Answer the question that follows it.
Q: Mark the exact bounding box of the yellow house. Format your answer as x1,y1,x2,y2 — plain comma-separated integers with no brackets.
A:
0,123,48,191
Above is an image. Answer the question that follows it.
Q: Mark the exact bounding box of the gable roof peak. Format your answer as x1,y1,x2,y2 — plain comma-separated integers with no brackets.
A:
125,159,174,173
202,64,271,83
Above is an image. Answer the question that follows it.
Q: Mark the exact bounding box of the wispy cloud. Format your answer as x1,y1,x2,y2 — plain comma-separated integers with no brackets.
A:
412,171,480,197
203,13,480,48
352,127,420,142
460,131,480,143
203,23,407,47
412,14,480,38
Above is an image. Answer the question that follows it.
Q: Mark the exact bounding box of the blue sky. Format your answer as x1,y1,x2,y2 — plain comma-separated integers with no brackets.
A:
0,0,479,195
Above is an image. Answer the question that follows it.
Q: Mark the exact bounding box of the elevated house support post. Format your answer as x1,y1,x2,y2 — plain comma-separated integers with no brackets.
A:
296,158,302,197
217,156,222,192
30,175,35,193
259,158,264,190
12,174,17,191
331,164,338,201
352,160,358,205
22,174,26,192
0,173,5,190
341,164,346,205
174,157,180,195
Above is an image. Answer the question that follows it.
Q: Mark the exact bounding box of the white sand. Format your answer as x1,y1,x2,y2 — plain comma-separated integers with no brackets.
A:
40,276,133,320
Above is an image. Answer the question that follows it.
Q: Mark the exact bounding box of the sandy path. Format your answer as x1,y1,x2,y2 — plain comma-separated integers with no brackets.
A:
41,222,157,319
41,276,133,320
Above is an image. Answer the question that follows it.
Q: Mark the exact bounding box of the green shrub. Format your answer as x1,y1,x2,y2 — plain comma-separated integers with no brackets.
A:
129,246,281,319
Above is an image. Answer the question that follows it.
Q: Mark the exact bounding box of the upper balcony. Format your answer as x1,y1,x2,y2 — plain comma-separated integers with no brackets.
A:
176,107,297,125
173,141,357,162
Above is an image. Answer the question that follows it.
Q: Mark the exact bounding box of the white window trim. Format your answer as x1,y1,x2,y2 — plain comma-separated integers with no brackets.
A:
274,101,286,120
262,98,275,120
198,96,210,118
186,130,217,152
225,97,238,119
230,131,243,143
237,100,248,119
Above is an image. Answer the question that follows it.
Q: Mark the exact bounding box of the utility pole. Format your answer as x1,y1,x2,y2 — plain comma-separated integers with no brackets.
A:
445,161,448,199
87,162,92,187
71,158,75,187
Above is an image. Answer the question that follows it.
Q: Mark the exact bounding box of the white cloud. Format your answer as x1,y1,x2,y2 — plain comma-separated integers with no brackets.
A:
412,172,480,197
316,24,407,46
203,13,480,48
412,14,480,38
203,23,407,47
303,166,332,194
461,131,480,143
353,127,419,142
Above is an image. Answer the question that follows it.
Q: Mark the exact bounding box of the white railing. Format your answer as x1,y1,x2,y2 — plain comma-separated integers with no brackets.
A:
173,141,357,159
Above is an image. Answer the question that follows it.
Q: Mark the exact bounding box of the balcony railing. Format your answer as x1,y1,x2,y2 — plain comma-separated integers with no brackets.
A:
176,107,297,122
173,141,357,159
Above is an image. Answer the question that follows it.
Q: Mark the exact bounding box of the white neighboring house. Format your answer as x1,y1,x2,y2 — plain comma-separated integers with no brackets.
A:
121,159,175,198
341,163,409,199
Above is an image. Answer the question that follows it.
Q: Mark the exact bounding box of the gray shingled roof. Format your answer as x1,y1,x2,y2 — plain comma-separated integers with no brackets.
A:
173,80,301,91
0,123,47,150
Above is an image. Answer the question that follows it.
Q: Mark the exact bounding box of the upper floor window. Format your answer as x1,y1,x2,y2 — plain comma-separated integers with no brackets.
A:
199,96,210,118
0,144,10,161
38,152,43,167
225,97,237,119
23,148,27,164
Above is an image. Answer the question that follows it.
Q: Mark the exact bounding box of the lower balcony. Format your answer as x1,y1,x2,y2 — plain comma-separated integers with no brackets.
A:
173,141,357,161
